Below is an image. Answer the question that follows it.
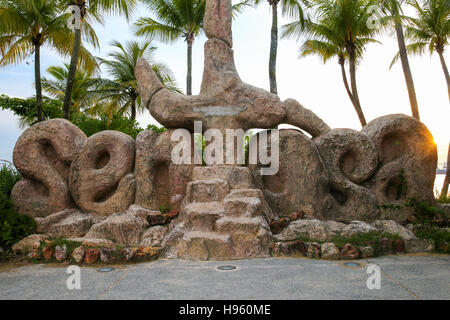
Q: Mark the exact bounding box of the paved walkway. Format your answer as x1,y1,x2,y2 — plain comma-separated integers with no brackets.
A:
0,254,449,300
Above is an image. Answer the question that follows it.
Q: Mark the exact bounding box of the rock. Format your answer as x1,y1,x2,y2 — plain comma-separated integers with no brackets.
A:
204,0,233,47
68,238,115,248
314,128,380,222
134,130,194,212
273,219,331,242
250,130,332,218
11,119,87,218
99,248,115,263
404,239,434,253
380,238,393,254
140,226,168,247
37,209,103,238
394,239,405,253
272,240,306,256
135,246,160,262
289,211,304,221
28,243,41,259
372,220,417,240
338,221,380,238
306,242,321,259
321,242,340,260
42,245,54,260
84,205,155,246
340,243,360,260
12,234,49,254
72,246,85,263
55,245,67,262
360,246,374,258
269,217,290,234
84,248,99,264
69,131,136,216
147,212,171,226
167,210,179,219
363,114,437,222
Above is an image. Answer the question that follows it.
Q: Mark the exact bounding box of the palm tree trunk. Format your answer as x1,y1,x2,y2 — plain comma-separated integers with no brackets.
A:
34,43,43,122
63,27,82,119
437,50,450,101
131,98,136,121
348,50,367,127
186,39,193,96
441,143,450,198
339,58,353,102
394,22,420,120
269,1,278,95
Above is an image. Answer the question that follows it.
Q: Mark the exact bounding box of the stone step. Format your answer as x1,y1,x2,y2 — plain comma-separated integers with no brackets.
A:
192,166,253,189
182,231,235,260
216,216,265,234
226,188,264,199
183,202,225,231
186,178,230,203
223,196,263,217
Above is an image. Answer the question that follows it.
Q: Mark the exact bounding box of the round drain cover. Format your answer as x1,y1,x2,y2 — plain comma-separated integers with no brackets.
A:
343,262,361,268
97,267,115,273
216,265,238,271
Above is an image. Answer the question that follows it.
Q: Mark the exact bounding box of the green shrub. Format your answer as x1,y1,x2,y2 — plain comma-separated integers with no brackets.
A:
0,164,21,211
46,238,82,257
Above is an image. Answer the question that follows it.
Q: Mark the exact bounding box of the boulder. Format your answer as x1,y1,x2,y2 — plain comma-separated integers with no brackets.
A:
321,242,340,260
340,243,360,260
85,205,155,246
55,245,67,262
84,248,99,264
140,226,168,247
42,245,53,260
314,129,380,222
404,239,434,253
360,246,374,258
72,246,85,263
250,130,332,218
69,131,136,216
362,114,437,221
11,119,87,217
100,248,115,263
272,240,306,257
306,242,321,259
37,209,103,239
269,217,290,234
12,234,49,254
371,220,416,240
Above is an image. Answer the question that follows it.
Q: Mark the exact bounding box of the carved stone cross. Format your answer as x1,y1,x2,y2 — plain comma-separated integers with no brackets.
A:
135,0,330,137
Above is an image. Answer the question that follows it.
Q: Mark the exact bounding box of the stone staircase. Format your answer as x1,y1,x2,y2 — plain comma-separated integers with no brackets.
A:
162,166,274,260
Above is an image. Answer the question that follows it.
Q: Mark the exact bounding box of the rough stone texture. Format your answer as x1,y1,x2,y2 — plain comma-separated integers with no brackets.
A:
306,242,321,259
340,243,360,260
54,245,67,262
314,128,380,222
67,238,115,248
135,0,329,137
42,245,53,260
140,226,168,247
321,242,340,260
204,0,232,47
36,209,103,239
134,130,194,212
272,240,307,257
72,246,85,263
360,246,374,258
269,217,290,234
362,114,437,221
12,234,49,254
404,239,434,253
84,205,156,246
84,248,99,264
250,129,332,218
69,131,136,216
372,220,416,240
11,119,87,217
273,219,380,242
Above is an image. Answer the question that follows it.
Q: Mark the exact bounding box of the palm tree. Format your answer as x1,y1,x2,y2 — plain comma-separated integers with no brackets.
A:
58,0,137,119
251,0,305,94
283,0,380,127
42,64,104,115
394,0,449,101
98,40,180,121
0,0,94,122
379,0,420,120
135,0,206,96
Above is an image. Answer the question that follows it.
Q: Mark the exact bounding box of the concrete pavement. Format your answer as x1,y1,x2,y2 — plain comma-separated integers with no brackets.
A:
0,254,449,300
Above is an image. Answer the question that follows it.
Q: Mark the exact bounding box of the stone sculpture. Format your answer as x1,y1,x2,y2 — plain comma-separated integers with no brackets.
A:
10,0,437,261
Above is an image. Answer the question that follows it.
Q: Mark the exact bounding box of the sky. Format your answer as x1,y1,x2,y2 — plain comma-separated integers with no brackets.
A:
0,2,449,166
